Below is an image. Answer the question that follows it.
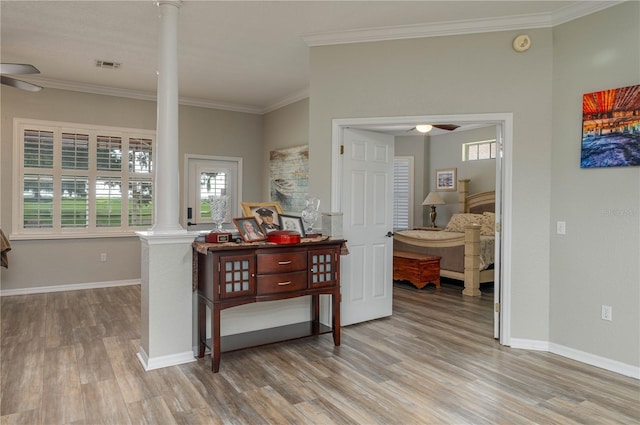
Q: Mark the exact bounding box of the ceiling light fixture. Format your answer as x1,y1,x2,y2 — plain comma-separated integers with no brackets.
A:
415,124,433,133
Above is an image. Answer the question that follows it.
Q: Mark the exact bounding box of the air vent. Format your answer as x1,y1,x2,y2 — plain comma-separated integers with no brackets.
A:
96,60,121,69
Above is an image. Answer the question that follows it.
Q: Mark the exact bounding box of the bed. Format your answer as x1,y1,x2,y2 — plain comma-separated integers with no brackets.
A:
393,179,495,296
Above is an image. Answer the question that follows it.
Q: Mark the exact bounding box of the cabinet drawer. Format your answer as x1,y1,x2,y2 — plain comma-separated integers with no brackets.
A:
257,271,307,295
257,252,306,274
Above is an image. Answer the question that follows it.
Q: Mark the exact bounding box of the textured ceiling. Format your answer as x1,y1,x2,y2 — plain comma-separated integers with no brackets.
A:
0,1,619,115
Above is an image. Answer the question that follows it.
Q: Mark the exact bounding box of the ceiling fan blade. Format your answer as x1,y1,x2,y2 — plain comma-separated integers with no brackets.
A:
1,76,43,92
433,124,460,131
0,63,40,75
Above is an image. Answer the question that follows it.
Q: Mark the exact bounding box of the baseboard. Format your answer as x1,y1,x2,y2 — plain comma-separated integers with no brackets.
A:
509,338,550,351
510,338,639,380
549,342,640,380
137,347,196,371
0,279,140,296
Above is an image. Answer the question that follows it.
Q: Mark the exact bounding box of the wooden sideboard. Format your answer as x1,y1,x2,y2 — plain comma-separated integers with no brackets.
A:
193,239,344,372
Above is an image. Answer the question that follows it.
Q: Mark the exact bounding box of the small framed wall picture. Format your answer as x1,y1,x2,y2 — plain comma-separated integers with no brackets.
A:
435,168,457,191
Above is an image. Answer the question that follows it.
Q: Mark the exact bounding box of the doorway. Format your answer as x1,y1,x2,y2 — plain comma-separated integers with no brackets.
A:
330,113,513,345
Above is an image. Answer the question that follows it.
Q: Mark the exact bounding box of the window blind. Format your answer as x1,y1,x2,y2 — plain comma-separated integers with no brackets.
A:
393,157,413,230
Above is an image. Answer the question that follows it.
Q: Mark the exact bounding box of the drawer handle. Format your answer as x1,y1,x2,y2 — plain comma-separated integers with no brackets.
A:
278,261,292,265
277,281,292,286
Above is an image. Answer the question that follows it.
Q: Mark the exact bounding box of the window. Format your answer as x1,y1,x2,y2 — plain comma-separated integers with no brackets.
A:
185,155,241,229
463,139,497,161
13,119,155,238
393,157,414,230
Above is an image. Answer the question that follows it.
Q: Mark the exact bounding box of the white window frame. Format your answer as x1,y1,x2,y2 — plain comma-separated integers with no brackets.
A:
393,156,414,231
12,118,156,239
462,138,497,161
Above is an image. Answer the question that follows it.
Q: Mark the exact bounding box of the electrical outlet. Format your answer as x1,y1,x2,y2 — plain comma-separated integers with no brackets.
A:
100,253,107,262
601,305,612,321
556,221,566,235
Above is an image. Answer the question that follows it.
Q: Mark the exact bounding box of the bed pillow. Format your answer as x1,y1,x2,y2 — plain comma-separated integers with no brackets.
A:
480,212,495,236
444,213,484,233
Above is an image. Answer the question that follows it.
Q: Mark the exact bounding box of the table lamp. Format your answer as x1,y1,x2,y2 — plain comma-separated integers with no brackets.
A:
422,192,445,228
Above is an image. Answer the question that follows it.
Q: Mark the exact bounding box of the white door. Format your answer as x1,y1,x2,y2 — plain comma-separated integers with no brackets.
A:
340,128,395,326
184,155,241,231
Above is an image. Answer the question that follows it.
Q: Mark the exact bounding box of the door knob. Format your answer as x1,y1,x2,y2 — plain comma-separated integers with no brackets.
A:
386,231,394,237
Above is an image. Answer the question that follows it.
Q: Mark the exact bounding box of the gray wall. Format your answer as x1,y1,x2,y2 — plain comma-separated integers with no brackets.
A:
428,126,497,225
262,98,310,212
550,3,640,366
0,88,263,292
309,28,554,343
307,2,639,368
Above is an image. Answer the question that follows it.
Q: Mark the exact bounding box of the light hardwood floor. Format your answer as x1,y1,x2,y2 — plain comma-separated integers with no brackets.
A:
1,282,639,424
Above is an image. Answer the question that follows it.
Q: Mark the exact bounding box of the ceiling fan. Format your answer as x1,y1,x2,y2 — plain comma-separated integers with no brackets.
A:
412,123,460,133
0,63,43,92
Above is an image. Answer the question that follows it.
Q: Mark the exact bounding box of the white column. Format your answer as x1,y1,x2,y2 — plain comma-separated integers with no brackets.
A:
137,0,197,371
136,233,196,370
153,0,183,233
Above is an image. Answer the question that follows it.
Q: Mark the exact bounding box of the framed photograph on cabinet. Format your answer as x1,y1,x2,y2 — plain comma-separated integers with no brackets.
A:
435,168,457,191
233,217,267,242
279,214,306,237
241,202,284,232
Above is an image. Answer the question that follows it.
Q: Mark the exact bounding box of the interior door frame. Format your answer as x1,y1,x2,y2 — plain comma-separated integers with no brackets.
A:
331,113,513,346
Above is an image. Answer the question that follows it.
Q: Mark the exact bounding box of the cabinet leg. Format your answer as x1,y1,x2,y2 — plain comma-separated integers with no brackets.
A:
311,294,320,335
332,292,341,346
212,306,221,373
197,299,206,358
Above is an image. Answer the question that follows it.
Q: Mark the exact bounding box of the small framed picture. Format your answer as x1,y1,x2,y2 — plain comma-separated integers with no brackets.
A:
241,202,284,233
233,217,267,242
279,214,306,237
435,168,457,192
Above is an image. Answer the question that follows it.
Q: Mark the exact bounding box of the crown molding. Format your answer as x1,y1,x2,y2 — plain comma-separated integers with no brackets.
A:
262,88,309,114
17,1,624,115
23,75,265,115
304,13,550,47
551,0,626,26
304,1,624,47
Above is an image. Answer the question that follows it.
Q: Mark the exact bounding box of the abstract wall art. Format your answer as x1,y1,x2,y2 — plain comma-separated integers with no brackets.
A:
581,84,640,168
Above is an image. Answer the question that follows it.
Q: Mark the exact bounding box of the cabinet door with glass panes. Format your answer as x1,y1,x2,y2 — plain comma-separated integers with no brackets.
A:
308,248,339,289
217,253,256,299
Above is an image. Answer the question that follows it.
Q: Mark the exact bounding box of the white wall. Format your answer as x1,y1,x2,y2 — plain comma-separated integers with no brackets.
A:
550,2,640,367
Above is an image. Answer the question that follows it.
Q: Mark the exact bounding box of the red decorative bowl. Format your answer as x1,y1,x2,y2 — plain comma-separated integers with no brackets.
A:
267,230,301,244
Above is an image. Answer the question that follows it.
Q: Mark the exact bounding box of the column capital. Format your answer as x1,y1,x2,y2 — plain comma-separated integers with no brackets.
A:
155,0,182,9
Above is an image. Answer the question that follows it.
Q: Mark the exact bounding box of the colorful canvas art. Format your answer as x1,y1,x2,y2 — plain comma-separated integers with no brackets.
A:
581,84,640,168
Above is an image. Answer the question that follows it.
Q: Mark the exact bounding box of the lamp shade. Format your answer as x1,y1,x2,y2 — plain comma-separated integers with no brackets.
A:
422,192,445,206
